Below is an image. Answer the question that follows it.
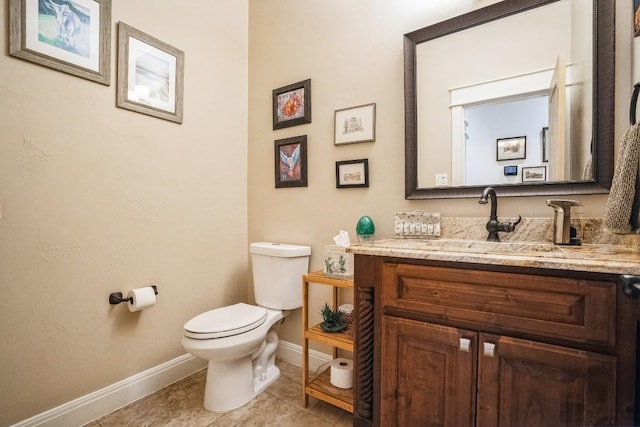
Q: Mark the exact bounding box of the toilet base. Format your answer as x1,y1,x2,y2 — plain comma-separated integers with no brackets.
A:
253,364,280,396
202,357,280,412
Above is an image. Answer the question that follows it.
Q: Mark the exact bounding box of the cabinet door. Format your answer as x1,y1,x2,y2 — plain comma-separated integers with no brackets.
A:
381,316,477,426
477,333,616,427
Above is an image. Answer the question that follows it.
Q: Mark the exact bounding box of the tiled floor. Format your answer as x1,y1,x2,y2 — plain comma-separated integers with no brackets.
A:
85,360,353,426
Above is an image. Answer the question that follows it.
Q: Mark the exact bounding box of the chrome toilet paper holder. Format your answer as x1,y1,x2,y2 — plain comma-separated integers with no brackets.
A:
109,285,158,305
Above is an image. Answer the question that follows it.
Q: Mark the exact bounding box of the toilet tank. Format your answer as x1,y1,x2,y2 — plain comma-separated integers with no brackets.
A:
250,242,311,310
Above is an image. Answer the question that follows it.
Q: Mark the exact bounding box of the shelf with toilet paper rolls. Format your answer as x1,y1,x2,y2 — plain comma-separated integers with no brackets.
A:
306,367,353,413
302,271,354,413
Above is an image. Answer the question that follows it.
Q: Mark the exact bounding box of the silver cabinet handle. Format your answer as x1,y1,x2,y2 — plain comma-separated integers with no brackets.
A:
620,275,640,299
459,337,471,352
483,342,496,357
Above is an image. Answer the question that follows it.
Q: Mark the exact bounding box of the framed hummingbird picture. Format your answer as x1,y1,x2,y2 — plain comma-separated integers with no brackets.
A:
272,79,311,130
275,135,308,188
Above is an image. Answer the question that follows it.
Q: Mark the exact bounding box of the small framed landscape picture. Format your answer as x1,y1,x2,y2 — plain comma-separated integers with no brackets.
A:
336,159,369,188
116,22,185,123
275,135,307,188
272,79,311,130
496,136,526,161
334,103,376,145
522,166,546,183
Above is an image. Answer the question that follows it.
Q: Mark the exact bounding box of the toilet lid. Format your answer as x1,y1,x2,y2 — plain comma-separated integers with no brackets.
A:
184,303,268,339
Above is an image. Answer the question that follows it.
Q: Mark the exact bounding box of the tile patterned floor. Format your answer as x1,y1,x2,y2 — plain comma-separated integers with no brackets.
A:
85,360,352,426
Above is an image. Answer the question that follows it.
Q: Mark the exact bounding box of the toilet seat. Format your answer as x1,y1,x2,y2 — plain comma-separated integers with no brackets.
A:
184,303,268,339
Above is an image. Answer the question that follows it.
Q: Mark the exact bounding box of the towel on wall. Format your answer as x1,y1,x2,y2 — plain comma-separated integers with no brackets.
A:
603,123,640,234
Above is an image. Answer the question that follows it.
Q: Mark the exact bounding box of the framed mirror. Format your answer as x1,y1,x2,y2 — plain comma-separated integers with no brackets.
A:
405,0,614,199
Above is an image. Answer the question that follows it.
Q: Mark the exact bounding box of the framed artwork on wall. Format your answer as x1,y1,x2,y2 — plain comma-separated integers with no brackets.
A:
9,0,112,85
116,22,184,124
522,166,546,182
334,103,376,145
272,79,311,130
275,135,307,188
336,159,369,188
496,136,526,161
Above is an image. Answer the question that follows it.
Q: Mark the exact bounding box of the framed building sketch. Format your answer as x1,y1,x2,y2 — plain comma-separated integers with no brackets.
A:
522,166,546,182
334,103,376,145
496,136,526,161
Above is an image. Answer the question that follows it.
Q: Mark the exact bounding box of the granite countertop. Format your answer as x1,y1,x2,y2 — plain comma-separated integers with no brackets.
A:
345,217,640,275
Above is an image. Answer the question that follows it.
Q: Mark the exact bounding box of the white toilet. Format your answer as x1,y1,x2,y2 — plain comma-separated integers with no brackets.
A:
182,242,311,412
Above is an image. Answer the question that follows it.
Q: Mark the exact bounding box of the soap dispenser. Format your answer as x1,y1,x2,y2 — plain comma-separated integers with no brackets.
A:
571,203,584,244
546,199,583,245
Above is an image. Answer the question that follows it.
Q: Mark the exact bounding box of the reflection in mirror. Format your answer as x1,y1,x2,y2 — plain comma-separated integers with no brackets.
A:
405,0,614,199
464,96,550,186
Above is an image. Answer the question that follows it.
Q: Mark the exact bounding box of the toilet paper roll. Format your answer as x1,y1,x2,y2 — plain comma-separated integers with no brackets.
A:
127,287,157,312
330,358,353,389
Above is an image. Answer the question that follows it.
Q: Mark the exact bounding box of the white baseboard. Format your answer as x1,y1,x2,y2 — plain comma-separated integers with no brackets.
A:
276,339,333,372
12,354,207,427
13,340,331,427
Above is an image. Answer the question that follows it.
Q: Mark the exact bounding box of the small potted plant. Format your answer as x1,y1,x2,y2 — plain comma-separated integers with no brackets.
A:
320,303,347,332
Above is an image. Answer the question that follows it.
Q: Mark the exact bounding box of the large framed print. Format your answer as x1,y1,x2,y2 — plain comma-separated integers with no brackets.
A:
9,0,111,85
117,22,185,124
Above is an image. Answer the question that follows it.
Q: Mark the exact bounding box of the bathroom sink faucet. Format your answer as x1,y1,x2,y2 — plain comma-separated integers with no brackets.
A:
478,187,522,242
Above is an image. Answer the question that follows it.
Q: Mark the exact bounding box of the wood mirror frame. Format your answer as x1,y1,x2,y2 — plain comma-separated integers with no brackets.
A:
404,0,614,199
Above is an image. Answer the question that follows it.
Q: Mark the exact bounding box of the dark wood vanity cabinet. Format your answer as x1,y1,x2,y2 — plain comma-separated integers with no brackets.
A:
353,255,638,426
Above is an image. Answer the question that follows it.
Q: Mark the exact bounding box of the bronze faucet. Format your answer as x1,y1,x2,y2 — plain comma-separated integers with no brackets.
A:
478,187,521,242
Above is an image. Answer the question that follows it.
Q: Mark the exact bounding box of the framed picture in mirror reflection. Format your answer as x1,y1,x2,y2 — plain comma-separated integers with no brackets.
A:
522,166,546,183
496,136,526,161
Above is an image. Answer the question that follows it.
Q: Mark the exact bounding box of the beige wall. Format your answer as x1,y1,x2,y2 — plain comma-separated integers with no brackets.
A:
0,0,633,424
248,0,632,347
0,1,248,424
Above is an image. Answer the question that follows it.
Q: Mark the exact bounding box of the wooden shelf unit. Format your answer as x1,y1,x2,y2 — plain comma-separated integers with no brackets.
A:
302,271,354,413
